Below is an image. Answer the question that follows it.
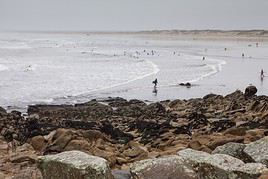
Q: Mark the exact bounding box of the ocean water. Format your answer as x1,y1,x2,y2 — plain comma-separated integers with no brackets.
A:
0,32,231,109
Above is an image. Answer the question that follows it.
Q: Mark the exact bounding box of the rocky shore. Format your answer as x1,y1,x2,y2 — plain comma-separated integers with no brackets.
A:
1,86,268,178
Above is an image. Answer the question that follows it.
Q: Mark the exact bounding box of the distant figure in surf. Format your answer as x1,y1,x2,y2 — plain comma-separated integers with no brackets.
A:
25,65,32,72
224,48,227,51
152,86,158,96
242,53,245,58
202,57,205,60
152,78,158,87
256,43,259,47
261,69,265,78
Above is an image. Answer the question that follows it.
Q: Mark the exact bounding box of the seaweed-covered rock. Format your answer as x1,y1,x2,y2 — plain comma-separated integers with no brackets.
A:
208,118,236,132
245,86,257,98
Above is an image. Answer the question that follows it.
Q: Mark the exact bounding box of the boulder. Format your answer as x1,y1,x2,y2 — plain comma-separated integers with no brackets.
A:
244,129,266,143
112,170,131,179
130,155,197,179
45,128,75,152
38,150,113,179
187,140,202,150
10,154,37,164
225,90,244,100
223,127,247,136
0,107,6,114
178,148,267,179
30,135,46,151
145,102,166,115
212,142,254,163
208,118,236,132
206,136,244,150
0,172,5,179
245,86,257,98
244,136,268,167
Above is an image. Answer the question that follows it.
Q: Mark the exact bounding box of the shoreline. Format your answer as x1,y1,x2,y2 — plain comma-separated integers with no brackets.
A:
3,30,268,41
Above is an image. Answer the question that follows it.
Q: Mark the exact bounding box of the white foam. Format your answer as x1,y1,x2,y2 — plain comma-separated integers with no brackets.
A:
0,64,8,71
70,58,160,96
0,41,31,49
189,58,226,83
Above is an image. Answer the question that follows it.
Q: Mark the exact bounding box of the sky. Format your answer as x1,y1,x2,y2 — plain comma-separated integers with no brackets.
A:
0,0,268,31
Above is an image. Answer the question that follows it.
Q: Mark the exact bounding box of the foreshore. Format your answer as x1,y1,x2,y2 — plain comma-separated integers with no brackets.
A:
0,86,268,178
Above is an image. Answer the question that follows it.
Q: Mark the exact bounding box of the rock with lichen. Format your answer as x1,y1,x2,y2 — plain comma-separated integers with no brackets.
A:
212,142,254,163
178,148,267,179
38,150,113,179
130,155,197,179
244,136,268,167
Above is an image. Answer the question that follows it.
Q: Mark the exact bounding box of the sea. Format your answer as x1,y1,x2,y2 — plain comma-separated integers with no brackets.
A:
1,32,267,111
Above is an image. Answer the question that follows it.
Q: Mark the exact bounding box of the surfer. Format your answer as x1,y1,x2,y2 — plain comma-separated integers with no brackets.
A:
152,78,158,87
202,57,205,60
242,53,245,58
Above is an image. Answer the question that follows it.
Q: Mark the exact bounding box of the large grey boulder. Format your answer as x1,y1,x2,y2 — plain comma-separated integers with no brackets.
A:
178,149,267,179
130,155,197,179
212,142,254,163
244,136,268,167
38,150,113,179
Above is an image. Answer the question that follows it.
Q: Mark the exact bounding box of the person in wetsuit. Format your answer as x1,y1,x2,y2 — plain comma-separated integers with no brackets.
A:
152,78,158,87
261,69,265,78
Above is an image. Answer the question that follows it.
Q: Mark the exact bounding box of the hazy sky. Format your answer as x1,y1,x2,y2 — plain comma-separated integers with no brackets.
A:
0,0,268,31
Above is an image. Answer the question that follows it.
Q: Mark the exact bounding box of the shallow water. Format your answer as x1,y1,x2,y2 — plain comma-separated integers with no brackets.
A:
0,32,266,110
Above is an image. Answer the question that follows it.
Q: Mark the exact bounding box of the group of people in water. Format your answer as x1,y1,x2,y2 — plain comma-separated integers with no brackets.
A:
152,43,265,93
